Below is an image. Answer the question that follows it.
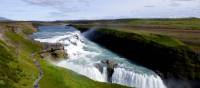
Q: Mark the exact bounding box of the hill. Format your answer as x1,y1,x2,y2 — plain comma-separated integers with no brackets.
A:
0,17,10,21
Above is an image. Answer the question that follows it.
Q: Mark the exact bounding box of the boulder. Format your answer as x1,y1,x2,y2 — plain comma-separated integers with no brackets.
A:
39,42,67,60
95,59,118,82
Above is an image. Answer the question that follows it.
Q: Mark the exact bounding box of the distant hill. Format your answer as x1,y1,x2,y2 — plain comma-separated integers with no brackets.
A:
0,17,11,21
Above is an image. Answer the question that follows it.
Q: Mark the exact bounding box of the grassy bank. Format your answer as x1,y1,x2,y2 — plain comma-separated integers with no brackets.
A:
0,22,129,88
0,22,40,88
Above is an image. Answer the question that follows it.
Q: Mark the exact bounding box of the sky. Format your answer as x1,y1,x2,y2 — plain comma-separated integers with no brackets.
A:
0,0,200,21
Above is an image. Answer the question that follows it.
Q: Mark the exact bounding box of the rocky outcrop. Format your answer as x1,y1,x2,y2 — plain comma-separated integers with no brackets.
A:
74,24,92,32
41,42,64,50
40,42,67,60
95,60,118,82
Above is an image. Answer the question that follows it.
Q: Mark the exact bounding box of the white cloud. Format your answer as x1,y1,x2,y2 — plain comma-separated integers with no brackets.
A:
22,0,91,11
1,0,199,20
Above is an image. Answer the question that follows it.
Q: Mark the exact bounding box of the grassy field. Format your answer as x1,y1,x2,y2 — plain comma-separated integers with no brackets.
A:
125,18,200,30
0,22,129,88
99,28,186,47
73,18,200,29
73,18,200,54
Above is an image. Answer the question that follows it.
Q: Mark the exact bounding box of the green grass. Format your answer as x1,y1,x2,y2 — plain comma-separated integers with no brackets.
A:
0,40,18,88
73,18,200,30
0,29,40,88
122,18,200,30
5,31,40,52
0,39,38,88
98,28,186,48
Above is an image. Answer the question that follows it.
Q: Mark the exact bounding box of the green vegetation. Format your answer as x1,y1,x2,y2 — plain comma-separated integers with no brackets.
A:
126,18,200,30
98,28,186,48
0,22,128,88
73,18,200,30
0,23,39,88
73,25,91,32
0,40,19,88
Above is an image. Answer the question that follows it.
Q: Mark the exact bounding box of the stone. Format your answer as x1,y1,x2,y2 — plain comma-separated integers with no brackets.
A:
95,59,118,82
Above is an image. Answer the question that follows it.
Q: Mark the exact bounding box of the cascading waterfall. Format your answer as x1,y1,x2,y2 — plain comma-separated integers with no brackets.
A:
102,67,108,82
58,61,106,82
112,68,166,88
33,25,167,88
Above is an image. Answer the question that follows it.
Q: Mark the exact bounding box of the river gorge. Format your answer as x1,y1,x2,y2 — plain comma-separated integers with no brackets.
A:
33,25,167,88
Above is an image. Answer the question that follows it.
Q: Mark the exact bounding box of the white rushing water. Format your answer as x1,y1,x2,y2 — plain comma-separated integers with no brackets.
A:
33,26,167,88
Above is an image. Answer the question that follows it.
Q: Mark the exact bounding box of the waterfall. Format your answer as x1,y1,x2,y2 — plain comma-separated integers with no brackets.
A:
57,61,106,82
33,26,167,88
102,67,108,82
112,68,166,88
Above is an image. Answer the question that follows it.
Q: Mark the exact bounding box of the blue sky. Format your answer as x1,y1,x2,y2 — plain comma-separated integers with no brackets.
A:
0,0,200,21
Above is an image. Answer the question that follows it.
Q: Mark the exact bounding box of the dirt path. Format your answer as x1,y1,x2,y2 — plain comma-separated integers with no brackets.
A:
32,53,44,88
31,48,64,88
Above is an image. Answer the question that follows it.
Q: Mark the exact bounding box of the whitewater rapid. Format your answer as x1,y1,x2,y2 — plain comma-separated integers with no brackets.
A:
33,26,167,88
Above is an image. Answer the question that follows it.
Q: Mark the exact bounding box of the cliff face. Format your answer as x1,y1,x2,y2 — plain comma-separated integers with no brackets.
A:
40,42,66,60
84,28,200,80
